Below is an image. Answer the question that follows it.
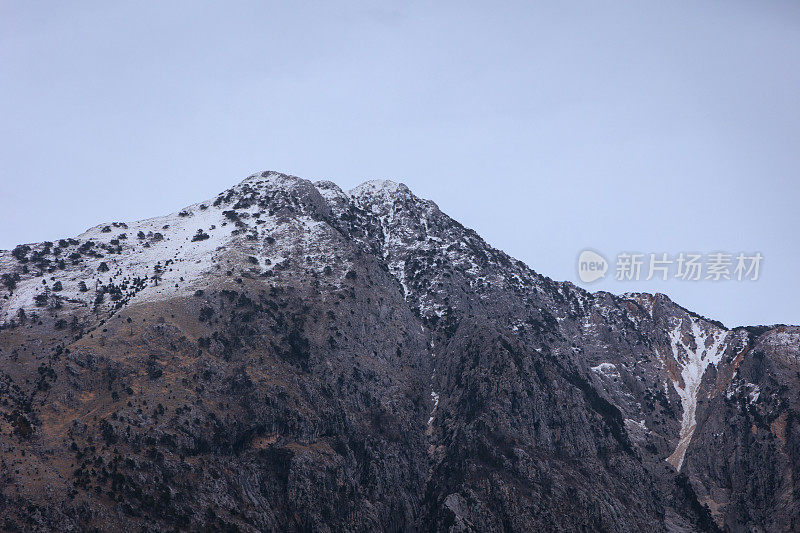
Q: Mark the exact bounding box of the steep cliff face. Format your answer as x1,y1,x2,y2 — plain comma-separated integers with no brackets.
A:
0,171,797,531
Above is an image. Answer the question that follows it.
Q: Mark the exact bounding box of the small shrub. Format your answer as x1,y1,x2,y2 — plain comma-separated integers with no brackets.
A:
191,230,210,242
12,245,30,262
10,411,33,438
198,306,214,322
1,272,20,290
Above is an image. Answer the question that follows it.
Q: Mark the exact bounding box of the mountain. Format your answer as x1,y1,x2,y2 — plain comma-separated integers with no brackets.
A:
0,171,797,532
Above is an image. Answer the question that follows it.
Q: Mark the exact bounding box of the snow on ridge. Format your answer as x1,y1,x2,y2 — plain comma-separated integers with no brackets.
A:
348,179,409,198
0,172,419,324
1,197,246,322
0,170,340,323
666,317,729,471
313,180,349,205
239,170,302,187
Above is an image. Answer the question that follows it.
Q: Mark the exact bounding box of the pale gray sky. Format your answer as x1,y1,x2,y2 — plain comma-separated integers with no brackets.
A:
1,1,799,327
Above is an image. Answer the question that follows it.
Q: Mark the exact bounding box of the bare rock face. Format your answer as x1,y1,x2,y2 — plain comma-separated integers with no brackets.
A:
0,171,797,532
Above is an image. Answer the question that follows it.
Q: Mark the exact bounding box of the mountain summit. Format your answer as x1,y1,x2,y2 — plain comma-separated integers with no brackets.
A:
1,171,798,531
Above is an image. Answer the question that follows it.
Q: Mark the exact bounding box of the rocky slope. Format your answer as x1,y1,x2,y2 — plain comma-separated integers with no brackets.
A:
0,171,797,532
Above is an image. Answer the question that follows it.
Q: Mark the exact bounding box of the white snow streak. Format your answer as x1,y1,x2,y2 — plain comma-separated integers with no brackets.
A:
666,318,728,471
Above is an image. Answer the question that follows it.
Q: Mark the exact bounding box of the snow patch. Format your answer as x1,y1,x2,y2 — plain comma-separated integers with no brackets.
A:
428,391,440,425
747,384,760,404
591,362,621,379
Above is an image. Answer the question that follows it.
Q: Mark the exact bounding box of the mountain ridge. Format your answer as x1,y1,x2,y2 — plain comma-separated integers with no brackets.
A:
1,170,798,531
4,171,786,331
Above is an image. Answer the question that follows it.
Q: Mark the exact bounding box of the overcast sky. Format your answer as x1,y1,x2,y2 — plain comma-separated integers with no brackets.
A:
1,1,799,327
